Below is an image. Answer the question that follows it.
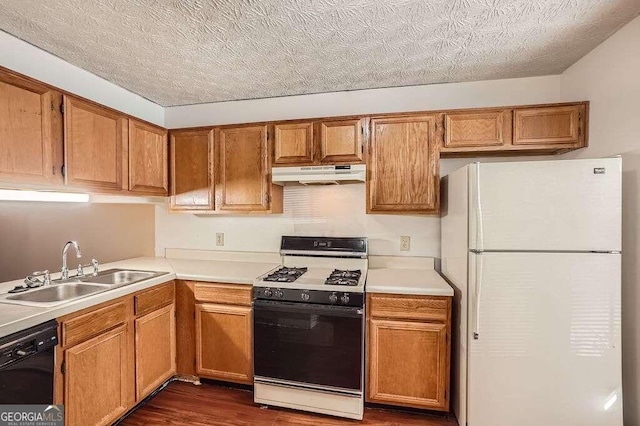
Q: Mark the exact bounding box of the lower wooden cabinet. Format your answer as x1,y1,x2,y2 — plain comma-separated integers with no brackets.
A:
64,324,130,426
135,303,176,400
195,303,253,384
55,281,176,426
366,293,451,411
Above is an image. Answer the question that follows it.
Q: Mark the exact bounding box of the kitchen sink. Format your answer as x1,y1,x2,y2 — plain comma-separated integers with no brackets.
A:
0,269,169,307
5,283,109,305
81,269,163,286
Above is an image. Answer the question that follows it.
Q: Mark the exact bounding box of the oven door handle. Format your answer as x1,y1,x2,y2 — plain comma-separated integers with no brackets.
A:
253,300,364,318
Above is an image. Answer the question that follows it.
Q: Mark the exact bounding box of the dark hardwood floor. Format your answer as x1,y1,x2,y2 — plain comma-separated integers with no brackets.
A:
121,381,458,426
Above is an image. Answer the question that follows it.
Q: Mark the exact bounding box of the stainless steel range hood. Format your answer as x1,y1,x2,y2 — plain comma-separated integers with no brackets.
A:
272,164,366,186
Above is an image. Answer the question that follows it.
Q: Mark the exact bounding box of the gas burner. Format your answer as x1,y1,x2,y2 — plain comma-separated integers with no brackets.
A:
325,269,362,286
264,267,308,283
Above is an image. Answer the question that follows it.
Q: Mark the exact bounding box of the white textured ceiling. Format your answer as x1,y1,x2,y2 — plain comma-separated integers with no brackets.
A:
0,0,638,106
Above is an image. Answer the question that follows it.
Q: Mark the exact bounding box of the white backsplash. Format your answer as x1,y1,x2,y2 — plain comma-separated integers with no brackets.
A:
155,184,440,257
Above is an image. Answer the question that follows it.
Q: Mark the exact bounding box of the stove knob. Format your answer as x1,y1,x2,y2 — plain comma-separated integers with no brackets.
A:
340,294,350,304
275,290,284,299
263,289,273,298
301,293,310,301
329,293,338,303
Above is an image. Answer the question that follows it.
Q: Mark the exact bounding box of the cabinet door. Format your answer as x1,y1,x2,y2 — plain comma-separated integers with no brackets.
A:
273,122,314,165
216,125,270,211
170,129,215,211
368,319,449,411
318,118,364,163
195,303,252,384
443,109,511,149
135,304,176,400
63,96,126,191
64,325,130,426
0,70,63,184
128,119,168,195
513,105,585,146
368,115,439,213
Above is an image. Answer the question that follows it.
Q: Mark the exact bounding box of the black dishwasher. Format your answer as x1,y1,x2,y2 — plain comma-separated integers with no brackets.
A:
0,320,58,404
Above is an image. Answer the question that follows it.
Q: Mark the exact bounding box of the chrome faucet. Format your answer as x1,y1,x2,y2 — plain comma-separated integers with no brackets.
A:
61,241,82,280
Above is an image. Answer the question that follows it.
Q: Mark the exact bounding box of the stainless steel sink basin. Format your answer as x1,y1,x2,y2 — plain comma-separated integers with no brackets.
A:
5,283,109,304
81,269,163,286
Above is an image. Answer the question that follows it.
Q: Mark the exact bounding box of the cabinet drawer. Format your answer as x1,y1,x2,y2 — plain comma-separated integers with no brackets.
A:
193,283,252,306
62,300,127,347
368,294,449,322
135,281,175,316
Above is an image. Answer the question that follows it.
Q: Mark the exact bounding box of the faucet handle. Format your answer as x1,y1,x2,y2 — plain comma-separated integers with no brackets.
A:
25,270,50,288
91,259,99,275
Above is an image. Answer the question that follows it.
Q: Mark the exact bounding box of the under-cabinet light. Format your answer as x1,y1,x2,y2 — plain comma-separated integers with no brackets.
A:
0,189,90,203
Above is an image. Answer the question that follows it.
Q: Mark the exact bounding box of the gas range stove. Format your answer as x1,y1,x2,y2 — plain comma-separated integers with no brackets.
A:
253,236,368,420
253,236,368,306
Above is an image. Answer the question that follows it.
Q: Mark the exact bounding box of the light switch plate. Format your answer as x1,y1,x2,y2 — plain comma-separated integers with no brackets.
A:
216,233,224,247
400,236,410,251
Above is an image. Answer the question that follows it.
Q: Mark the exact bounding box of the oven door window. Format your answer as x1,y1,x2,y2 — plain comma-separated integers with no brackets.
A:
254,302,363,391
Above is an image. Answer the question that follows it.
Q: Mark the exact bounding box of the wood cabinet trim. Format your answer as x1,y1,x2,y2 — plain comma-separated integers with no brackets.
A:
134,281,175,317
193,282,252,306
61,299,127,348
368,293,449,322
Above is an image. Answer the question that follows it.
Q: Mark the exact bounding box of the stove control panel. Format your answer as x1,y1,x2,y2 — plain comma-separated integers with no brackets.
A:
253,287,364,308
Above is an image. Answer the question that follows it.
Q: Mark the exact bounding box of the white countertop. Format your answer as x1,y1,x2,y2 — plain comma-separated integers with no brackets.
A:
366,256,454,296
0,255,279,339
0,253,452,339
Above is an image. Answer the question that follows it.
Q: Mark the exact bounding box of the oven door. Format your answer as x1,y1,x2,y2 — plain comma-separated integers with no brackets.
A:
253,300,364,392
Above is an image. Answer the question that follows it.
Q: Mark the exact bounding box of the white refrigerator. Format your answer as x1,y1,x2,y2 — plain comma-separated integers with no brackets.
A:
441,158,622,426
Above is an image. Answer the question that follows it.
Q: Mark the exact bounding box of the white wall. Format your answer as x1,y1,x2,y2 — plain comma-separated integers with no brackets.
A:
164,74,566,129
0,202,155,282
0,30,164,126
558,15,640,426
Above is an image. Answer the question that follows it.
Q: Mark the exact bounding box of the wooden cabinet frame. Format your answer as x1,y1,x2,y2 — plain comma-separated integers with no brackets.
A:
128,119,168,195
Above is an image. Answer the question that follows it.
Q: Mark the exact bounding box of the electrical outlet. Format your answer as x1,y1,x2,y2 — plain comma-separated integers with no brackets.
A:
216,232,224,247
400,236,411,251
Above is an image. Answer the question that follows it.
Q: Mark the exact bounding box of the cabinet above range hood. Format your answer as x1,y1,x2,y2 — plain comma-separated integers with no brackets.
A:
272,164,366,186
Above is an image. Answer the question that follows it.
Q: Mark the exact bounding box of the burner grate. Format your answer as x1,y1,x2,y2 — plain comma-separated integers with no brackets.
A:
325,269,361,286
263,267,308,283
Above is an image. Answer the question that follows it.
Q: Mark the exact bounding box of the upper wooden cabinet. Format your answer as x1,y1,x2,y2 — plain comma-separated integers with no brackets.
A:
440,103,587,156
367,115,440,214
318,118,365,163
128,119,168,195
513,104,585,146
216,125,282,213
170,129,215,211
272,118,366,166
63,96,127,191
273,122,314,165
0,69,63,184
442,109,511,150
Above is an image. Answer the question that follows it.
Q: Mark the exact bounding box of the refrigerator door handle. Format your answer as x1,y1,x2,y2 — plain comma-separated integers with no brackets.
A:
473,254,483,340
476,163,484,251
